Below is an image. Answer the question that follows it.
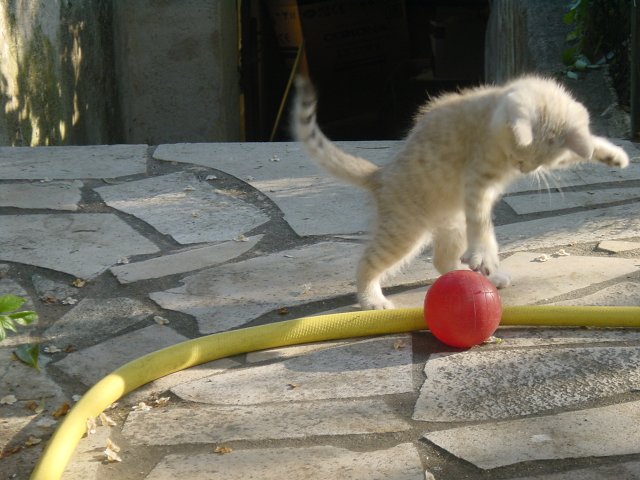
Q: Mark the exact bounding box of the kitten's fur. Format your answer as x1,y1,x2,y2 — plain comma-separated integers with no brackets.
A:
293,75,629,310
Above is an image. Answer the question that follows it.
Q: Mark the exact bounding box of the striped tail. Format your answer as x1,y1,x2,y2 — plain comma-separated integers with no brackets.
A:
292,76,379,190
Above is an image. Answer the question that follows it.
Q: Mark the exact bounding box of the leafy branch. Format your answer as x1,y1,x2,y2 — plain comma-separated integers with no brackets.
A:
0,294,38,342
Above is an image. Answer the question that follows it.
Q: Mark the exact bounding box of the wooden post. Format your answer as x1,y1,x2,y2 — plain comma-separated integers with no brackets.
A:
632,0,640,140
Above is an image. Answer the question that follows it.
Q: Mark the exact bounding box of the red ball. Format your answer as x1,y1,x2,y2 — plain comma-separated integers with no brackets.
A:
424,270,502,348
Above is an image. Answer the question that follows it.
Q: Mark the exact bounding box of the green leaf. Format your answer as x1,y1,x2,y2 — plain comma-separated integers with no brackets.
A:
2,320,17,333
562,47,578,65
0,295,26,313
14,344,40,371
0,323,5,342
563,10,576,25
10,311,38,325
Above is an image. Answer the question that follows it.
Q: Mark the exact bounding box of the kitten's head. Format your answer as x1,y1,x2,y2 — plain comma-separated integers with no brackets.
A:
491,76,594,174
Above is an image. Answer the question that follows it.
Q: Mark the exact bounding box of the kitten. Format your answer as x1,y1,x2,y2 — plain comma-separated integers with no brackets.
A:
293,75,630,310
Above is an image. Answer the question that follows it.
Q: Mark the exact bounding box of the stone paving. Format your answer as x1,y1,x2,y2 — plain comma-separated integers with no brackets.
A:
1,140,640,479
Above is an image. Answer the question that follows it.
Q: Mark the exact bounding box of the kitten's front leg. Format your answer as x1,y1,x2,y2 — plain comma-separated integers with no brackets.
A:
460,180,501,277
591,136,630,168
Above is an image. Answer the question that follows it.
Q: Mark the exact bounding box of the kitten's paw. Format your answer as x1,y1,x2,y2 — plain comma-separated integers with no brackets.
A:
489,270,511,289
360,297,395,310
595,142,629,168
461,248,499,277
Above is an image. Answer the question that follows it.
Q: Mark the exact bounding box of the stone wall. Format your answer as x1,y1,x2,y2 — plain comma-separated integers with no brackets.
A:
0,0,241,146
0,0,117,146
112,0,240,144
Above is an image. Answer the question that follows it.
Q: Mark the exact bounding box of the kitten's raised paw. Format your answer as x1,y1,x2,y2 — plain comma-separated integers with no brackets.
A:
594,141,629,168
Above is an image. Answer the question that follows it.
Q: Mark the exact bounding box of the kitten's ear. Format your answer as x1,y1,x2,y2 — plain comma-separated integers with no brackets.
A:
491,93,533,148
510,116,533,147
565,129,594,159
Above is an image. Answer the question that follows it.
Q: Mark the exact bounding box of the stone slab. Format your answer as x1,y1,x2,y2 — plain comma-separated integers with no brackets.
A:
146,443,425,480
150,241,438,333
597,239,640,253
0,180,83,210
496,326,640,347
31,274,79,303
0,348,67,450
414,346,640,422
497,252,639,305
550,281,640,307
0,144,148,179
95,171,269,244
496,203,640,252
172,335,414,404
0,213,160,279
62,426,111,480
246,339,356,364
504,187,640,214
123,358,241,405
510,461,640,479
43,297,155,348
153,142,401,236
110,235,262,284
123,398,411,444
424,400,640,469
54,325,189,386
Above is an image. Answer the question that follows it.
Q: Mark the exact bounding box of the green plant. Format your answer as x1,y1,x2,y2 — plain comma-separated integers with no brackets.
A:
0,294,38,341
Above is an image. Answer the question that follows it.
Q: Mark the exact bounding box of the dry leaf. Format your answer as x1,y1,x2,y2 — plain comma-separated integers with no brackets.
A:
277,307,289,315
287,383,300,390
0,394,17,405
553,249,570,257
52,402,71,419
25,399,45,414
153,315,170,325
393,339,407,350
24,436,42,447
43,345,62,354
99,413,117,427
0,445,23,458
214,445,233,454
132,402,151,412
86,417,97,435
61,297,78,305
153,397,170,407
533,254,550,263
106,438,121,453
234,234,248,242
105,440,123,463
71,278,86,288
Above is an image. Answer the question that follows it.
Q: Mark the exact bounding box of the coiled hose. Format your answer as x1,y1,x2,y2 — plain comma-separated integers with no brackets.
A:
31,305,640,479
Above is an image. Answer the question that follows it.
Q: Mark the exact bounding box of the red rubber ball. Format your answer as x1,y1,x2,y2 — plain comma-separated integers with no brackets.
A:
424,270,502,348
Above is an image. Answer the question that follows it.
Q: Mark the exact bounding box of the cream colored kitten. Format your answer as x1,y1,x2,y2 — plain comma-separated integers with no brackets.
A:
293,75,629,310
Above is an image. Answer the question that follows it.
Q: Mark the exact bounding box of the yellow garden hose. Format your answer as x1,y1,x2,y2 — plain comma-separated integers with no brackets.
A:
31,305,640,479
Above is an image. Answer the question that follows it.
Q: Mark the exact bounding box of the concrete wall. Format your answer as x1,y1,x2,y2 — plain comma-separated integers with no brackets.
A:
0,0,117,146
112,0,241,144
0,0,241,146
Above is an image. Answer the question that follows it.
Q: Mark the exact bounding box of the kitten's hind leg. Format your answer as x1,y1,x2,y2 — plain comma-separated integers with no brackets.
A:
357,225,429,310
